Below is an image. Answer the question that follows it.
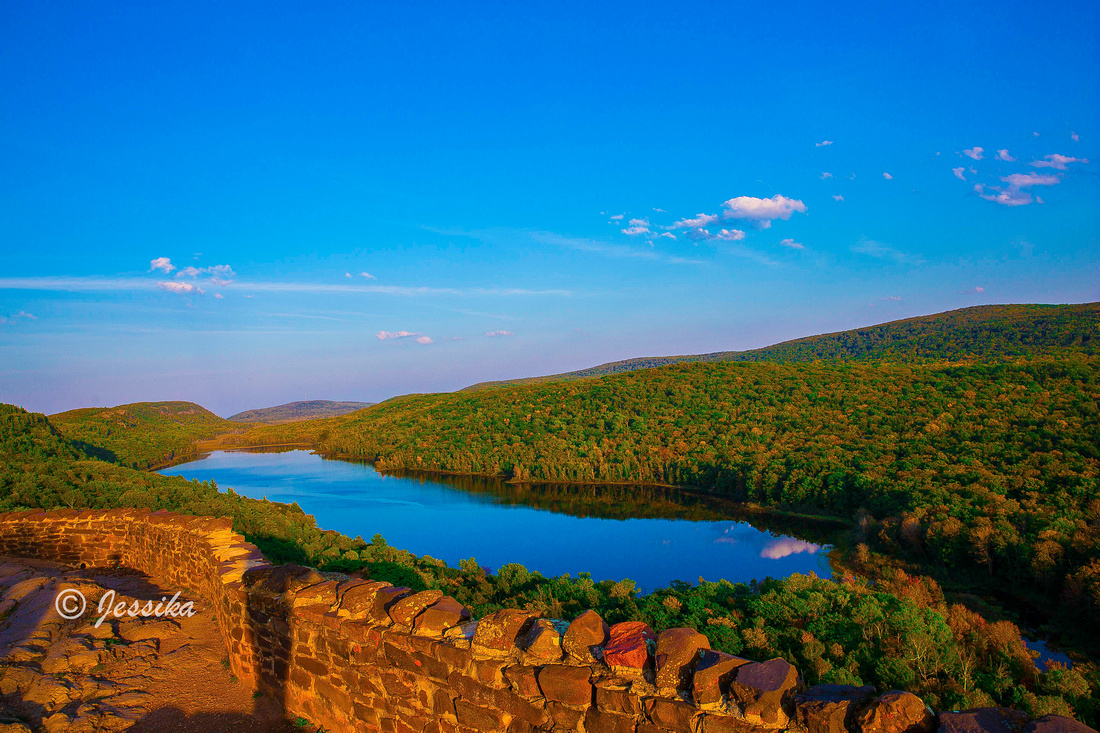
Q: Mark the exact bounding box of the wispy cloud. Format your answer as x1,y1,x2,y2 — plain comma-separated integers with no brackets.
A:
975,172,1061,206
1030,154,1089,170
882,172,893,180
820,172,833,180
159,281,203,295
815,140,834,147
149,257,174,274
1071,131,1079,142
528,231,704,266
721,195,807,229
360,272,376,280
961,286,985,294
952,167,966,181
779,238,804,250
0,310,37,326
688,228,745,242
670,213,718,229
995,149,1015,162
376,330,420,341
0,275,572,297
833,194,844,202
213,293,224,299
851,238,925,265
344,272,352,278
882,295,901,301
963,147,984,160
485,330,513,337
415,336,433,344
609,214,624,221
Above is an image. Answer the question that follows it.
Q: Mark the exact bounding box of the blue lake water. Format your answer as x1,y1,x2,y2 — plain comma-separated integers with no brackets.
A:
160,449,834,591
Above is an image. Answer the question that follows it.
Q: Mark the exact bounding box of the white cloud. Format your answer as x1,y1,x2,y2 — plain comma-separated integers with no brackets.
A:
851,238,924,265
360,272,376,280
670,213,719,229
158,281,202,294
952,167,966,180
686,227,745,242
0,310,37,325
720,195,807,228
1071,131,1079,142
149,257,174,273
820,172,833,179
760,538,821,559
833,194,844,202
415,336,433,345
485,330,513,337
621,225,650,236
213,293,224,299
1002,172,1061,188
882,172,893,180
1030,154,1089,170
963,147,984,160
815,140,834,147
1033,131,1040,137
652,207,666,213
177,264,235,283
345,272,352,278
882,295,901,301
376,330,420,340
974,184,1032,207
779,238,804,249
609,214,624,221
659,232,676,240
995,149,1015,162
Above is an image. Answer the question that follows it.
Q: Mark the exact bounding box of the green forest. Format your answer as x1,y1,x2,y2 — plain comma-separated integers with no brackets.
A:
49,401,244,469
7,303,1100,724
1,403,1097,721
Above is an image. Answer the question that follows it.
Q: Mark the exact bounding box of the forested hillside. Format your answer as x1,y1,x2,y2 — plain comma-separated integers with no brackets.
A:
318,356,1100,634
228,400,373,424
1,403,1096,721
49,401,241,469
463,302,1099,390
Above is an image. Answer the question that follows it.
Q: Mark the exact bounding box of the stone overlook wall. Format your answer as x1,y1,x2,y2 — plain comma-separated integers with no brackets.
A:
0,509,1093,733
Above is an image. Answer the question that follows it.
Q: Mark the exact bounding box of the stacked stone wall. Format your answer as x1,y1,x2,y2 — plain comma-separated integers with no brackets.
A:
0,509,1091,733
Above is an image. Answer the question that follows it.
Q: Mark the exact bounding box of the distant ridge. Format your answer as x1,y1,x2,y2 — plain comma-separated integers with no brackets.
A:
461,302,1099,391
228,400,374,424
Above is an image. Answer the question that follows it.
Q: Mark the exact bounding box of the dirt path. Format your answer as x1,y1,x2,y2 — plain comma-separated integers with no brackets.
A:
0,557,306,732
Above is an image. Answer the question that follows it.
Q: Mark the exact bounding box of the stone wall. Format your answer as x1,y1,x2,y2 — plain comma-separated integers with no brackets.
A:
0,509,1092,733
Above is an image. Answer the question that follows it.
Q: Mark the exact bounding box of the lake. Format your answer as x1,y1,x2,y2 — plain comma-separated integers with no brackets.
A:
160,449,835,591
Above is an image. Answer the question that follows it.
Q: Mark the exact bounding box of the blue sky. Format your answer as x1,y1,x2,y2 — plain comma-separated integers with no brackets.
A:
1,1,1097,416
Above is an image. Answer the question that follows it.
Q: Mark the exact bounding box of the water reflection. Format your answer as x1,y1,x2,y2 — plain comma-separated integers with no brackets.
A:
161,449,840,591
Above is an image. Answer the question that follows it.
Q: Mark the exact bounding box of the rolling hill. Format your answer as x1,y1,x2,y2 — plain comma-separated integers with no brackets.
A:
462,302,1100,390
49,401,240,469
227,399,374,424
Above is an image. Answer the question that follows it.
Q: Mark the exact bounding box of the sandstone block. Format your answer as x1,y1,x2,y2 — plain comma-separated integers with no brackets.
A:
389,589,444,626
604,621,656,670
729,657,800,725
654,627,709,692
537,664,593,707
858,691,935,733
939,708,1030,733
585,706,639,733
1024,716,1099,733
519,618,568,662
645,697,697,730
473,608,543,653
795,684,876,733
370,586,413,623
693,650,752,705
563,609,610,663
415,597,472,637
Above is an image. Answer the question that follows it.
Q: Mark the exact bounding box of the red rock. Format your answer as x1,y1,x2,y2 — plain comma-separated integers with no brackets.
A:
562,609,610,663
473,608,543,652
939,709,1029,733
729,657,801,725
519,618,567,662
1024,716,1099,733
654,627,709,691
388,589,444,626
857,691,935,733
537,665,593,707
413,596,471,637
604,621,656,669
693,649,752,705
370,586,413,623
795,684,876,733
